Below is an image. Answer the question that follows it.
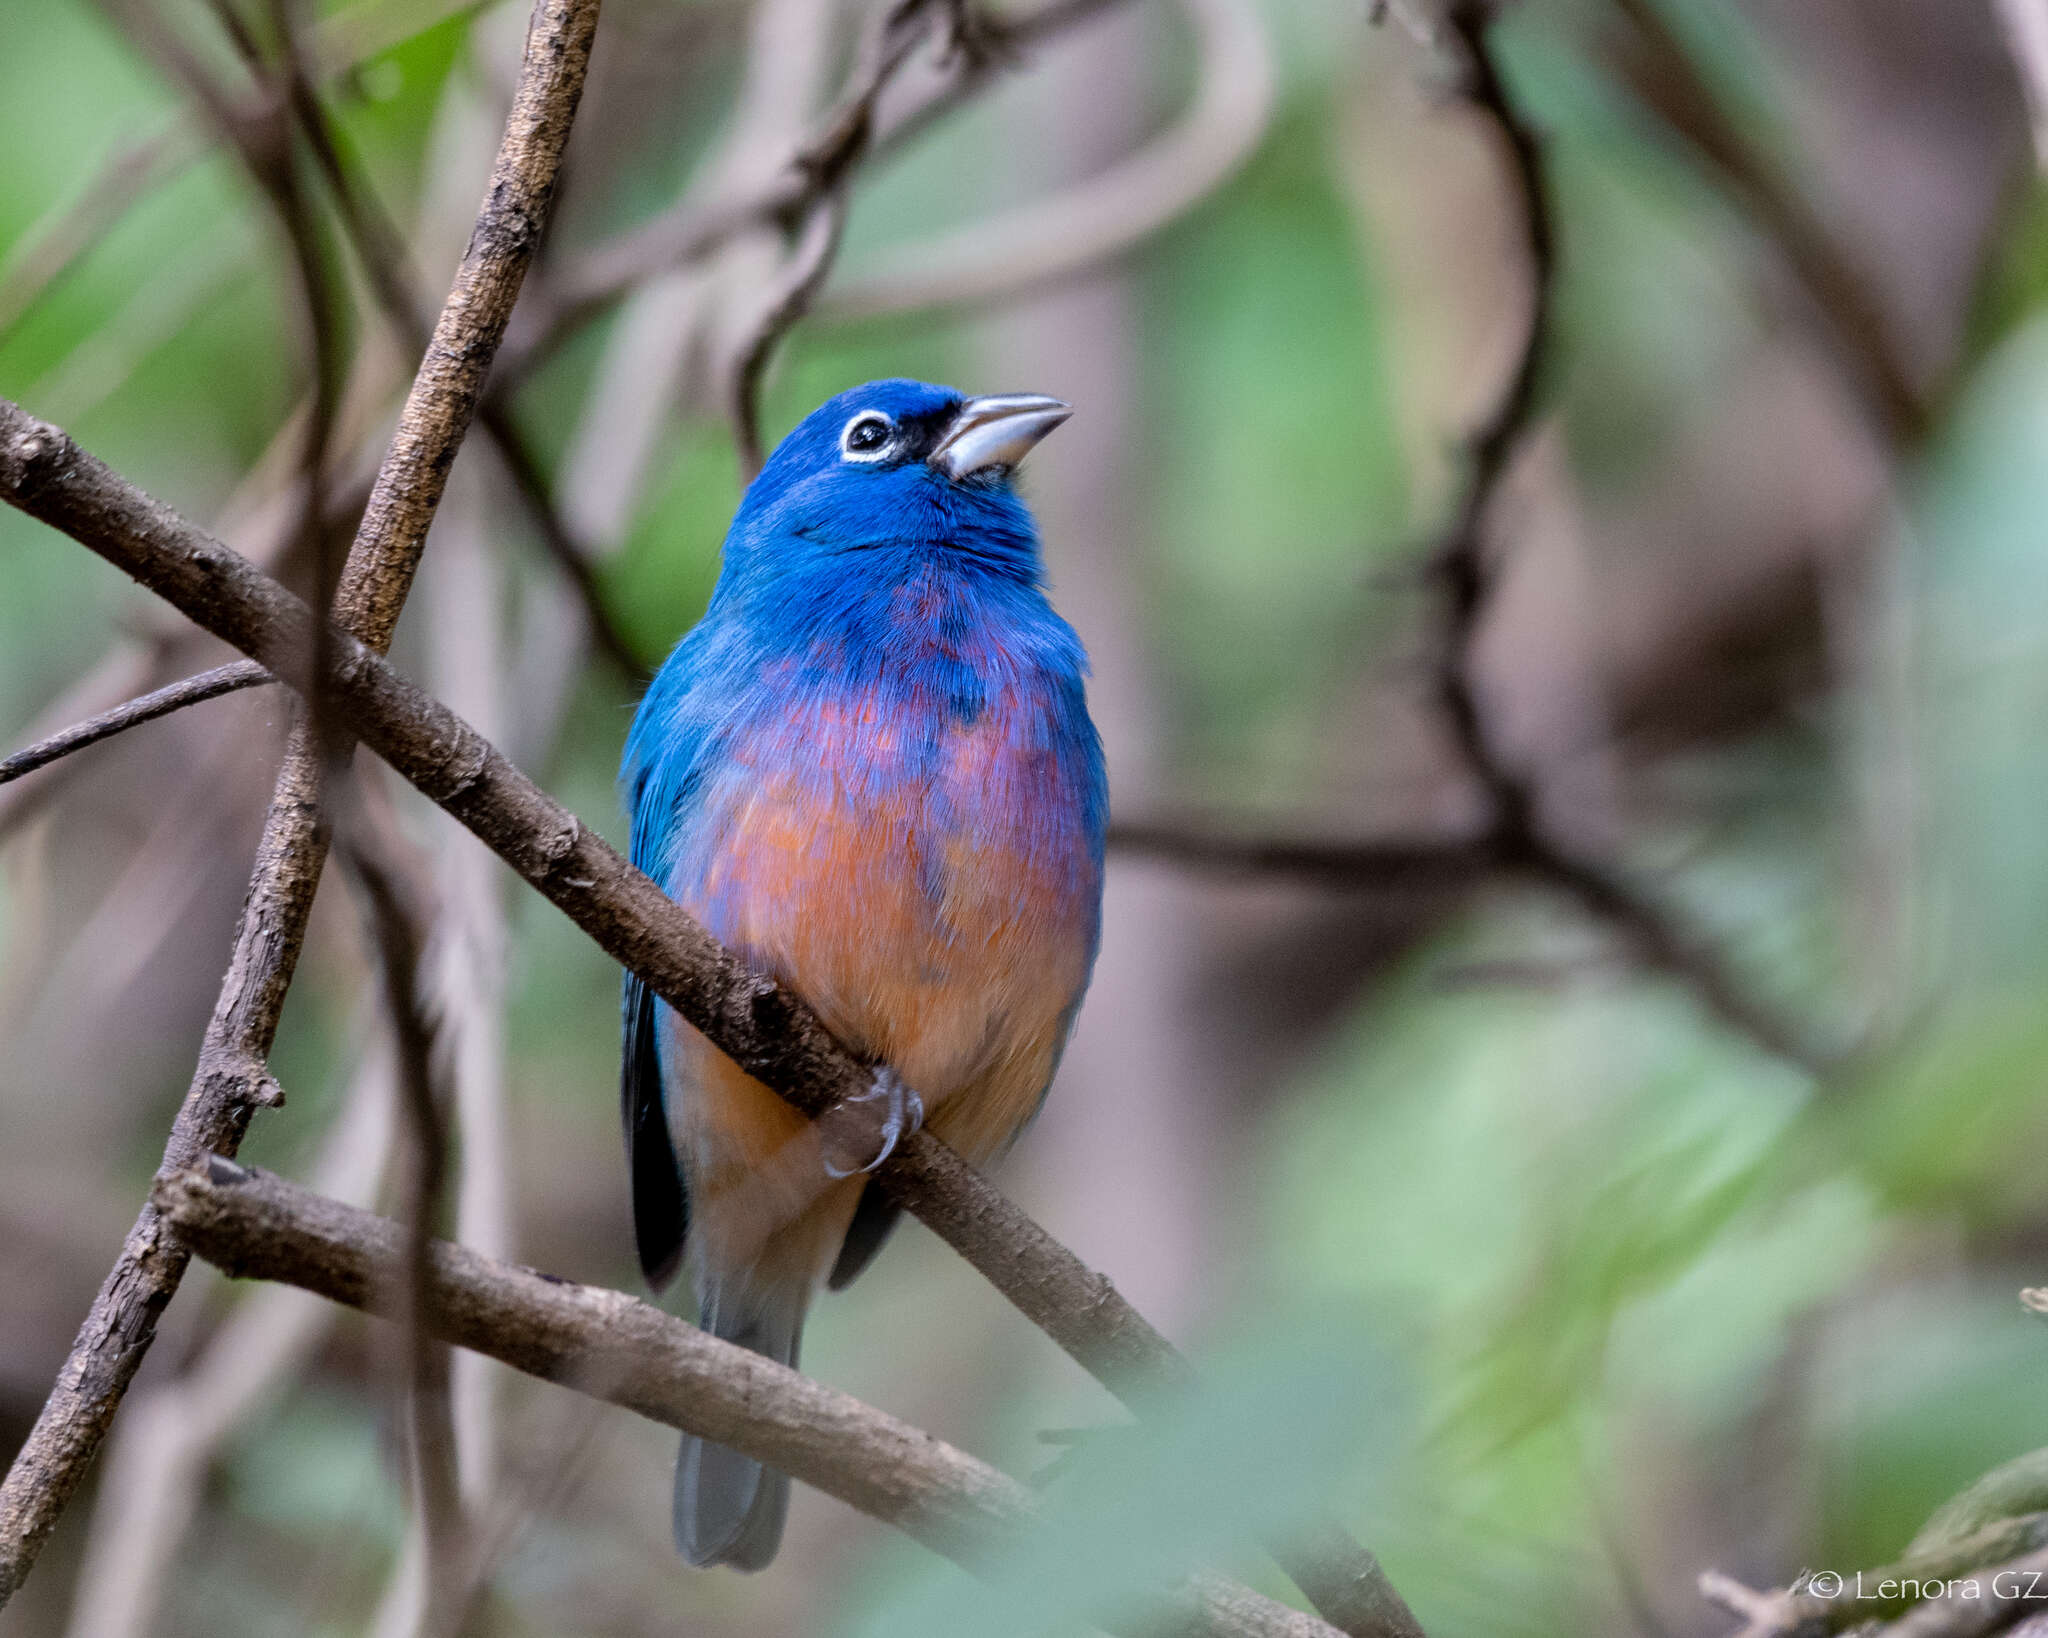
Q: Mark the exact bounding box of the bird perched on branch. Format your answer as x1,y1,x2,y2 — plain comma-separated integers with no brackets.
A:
620,380,1107,1569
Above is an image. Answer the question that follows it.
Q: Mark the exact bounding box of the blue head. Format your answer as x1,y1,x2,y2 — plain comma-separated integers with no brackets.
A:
716,379,1070,600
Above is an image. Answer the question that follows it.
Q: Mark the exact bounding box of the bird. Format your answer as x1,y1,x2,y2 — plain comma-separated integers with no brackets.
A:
619,379,1107,1569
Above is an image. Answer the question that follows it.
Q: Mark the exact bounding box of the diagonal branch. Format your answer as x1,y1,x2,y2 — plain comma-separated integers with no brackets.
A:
0,0,602,1606
719,0,963,476
729,187,849,477
0,393,1424,1638
0,660,273,788
1600,0,1930,448
158,1160,1342,1638
260,11,648,678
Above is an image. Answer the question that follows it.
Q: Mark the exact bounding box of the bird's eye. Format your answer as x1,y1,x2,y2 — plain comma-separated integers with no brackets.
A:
840,411,895,462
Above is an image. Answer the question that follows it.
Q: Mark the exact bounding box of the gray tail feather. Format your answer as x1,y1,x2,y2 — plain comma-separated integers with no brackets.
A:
675,1282,804,1570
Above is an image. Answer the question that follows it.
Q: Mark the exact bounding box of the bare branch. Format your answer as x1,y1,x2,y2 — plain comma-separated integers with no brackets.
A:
0,0,484,349
106,0,352,742
1110,822,1825,1072
1115,3,1831,1080
815,0,1273,324
338,814,471,1638
729,188,848,477
1431,3,1836,1077
1601,0,1930,448
506,0,1128,380
0,0,602,1604
0,660,272,788
1109,819,1498,888
0,393,1423,1638
59,1039,398,1638
156,1160,1344,1638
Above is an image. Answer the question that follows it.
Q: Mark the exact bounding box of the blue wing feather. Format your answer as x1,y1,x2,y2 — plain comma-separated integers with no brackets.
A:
619,628,721,1290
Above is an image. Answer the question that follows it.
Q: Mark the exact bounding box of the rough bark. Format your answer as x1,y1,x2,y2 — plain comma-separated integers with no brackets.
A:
158,1160,1343,1638
0,0,601,1604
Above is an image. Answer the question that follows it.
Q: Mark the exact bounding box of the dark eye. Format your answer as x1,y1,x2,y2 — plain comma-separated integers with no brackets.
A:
840,411,894,461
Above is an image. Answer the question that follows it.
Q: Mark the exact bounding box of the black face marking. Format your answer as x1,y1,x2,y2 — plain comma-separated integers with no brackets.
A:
838,401,962,468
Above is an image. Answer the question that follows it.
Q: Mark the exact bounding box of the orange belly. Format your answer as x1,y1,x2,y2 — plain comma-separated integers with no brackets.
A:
662,684,1100,1287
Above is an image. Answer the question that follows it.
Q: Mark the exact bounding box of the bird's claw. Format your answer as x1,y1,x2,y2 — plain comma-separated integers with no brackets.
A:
820,1067,924,1178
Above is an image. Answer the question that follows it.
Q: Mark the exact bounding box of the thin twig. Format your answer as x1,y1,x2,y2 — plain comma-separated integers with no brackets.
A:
1117,2,1831,1079
338,815,471,1638
1699,1514,2048,1636
58,1032,398,1638
720,0,967,474
0,392,1424,1638
0,1,601,1605
1434,2,1834,1076
729,188,849,477
1108,820,1499,887
0,661,272,788
264,12,647,677
1601,0,1929,447
815,0,1273,324
504,0,1128,383
156,1161,1344,1638
0,0,484,350
476,403,647,677
110,0,352,748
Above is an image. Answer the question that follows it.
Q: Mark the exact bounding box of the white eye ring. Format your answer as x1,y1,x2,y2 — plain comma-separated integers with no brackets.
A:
839,410,896,463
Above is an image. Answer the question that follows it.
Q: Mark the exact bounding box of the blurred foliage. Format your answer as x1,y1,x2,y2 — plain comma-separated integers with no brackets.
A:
5,0,2048,1636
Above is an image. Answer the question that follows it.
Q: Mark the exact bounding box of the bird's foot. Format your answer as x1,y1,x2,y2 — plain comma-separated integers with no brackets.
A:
820,1066,924,1178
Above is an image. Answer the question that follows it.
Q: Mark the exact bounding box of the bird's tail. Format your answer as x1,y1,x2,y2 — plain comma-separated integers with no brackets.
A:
675,1280,805,1569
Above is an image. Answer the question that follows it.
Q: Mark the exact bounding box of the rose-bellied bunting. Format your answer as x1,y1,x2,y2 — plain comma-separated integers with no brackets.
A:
620,380,1108,1569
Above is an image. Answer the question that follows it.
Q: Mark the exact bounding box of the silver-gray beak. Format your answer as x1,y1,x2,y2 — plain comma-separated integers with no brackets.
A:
929,393,1071,480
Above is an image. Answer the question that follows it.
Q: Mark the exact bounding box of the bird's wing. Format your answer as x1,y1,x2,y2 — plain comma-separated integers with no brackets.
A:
619,629,722,1290
621,972,687,1288
827,1188,901,1290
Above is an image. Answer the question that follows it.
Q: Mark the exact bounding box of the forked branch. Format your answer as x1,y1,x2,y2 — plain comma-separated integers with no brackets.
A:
157,1159,1343,1638
0,0,602,1605
0,392,1422,1638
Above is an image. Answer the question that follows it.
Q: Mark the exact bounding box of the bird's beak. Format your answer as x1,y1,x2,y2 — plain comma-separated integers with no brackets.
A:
929,394,1071,480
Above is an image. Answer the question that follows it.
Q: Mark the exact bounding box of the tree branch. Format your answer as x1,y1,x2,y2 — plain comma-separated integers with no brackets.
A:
57,1037,398,1638
337,814,471,1638
814,0,1273,324
1600,0,1930,448
0,0,485,351
0,0,602,1605
503,0,1128,383
1108,820,1499,888
261,12,648,679
0,660,272,788
156,1160,1343,1638
0,393,1423,1638
729,186,848,477
1429,1,1834,1078
1117,3,1833,1079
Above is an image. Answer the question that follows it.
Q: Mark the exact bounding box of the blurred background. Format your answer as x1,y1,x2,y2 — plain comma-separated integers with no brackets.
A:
3,0,2046,1633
